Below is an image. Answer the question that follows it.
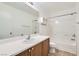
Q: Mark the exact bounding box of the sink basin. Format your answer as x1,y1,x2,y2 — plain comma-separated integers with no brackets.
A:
23,37,37,44
22,34,41,44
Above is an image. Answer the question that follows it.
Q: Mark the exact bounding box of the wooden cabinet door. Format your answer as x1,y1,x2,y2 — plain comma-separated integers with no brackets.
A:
16,49,30,56
25,49,31,56
30,43,42,56
42,39,49,56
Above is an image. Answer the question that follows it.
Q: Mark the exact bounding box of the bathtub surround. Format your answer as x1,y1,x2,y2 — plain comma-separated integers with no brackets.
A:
49,9,76,54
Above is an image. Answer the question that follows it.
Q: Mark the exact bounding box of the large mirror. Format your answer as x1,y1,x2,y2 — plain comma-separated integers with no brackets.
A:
0,2,39,39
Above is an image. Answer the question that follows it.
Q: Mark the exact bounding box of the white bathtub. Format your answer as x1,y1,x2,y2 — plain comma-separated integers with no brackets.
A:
50,40,76,54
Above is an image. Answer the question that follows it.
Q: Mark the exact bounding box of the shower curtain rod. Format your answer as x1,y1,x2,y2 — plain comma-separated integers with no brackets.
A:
47,12,77,19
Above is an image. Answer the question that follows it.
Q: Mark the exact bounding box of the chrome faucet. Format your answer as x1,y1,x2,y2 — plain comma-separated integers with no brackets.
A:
27,34,31,40
71,33,76,41
72,33,76,37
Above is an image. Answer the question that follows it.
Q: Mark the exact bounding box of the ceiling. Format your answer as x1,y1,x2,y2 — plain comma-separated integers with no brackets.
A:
33,2,76,17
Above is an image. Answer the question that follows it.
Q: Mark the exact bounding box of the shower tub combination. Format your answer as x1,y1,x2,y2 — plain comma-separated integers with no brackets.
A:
48,11,77,55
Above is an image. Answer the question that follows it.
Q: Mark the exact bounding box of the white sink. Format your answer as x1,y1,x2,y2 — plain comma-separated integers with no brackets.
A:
23,37,37,44
22,34,42,44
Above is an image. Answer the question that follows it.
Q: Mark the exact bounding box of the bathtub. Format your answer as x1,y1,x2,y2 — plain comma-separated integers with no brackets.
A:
50,40,76,54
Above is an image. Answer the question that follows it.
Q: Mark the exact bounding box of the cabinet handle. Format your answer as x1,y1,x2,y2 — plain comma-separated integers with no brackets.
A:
29,49,31,52
32,48,34,50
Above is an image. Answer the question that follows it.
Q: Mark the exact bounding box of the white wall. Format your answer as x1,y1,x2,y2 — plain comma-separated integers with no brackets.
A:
38,9,76,36
38,21,49,35
0,3,38,39
76,3,79,56
48,9,76,39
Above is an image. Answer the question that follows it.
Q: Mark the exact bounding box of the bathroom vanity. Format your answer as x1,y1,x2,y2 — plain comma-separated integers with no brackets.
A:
16,38,49,56
0,35,49,56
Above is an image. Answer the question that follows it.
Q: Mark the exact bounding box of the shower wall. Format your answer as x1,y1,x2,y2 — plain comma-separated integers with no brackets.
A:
48,9,76,54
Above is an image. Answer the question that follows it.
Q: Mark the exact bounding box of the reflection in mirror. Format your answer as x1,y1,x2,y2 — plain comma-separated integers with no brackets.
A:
0,2,39,40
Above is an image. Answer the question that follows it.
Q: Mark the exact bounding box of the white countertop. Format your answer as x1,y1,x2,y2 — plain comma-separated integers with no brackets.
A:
0,34,49,56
